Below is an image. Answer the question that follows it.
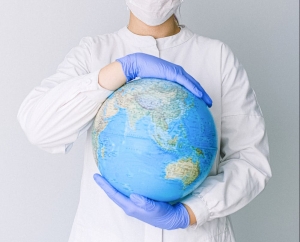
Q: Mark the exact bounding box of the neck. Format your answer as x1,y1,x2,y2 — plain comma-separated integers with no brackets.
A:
127,12,181,39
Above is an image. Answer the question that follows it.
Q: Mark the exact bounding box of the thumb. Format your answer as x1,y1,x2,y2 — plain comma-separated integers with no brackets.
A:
130,194,156,211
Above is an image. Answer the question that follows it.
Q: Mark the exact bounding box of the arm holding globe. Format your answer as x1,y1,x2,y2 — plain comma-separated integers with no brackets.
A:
98,53,212,107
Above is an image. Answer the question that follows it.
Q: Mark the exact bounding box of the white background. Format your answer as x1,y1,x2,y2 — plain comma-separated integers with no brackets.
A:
0,0,298,241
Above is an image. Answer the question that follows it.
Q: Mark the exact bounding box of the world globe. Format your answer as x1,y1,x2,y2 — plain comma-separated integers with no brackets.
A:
92,78,217,202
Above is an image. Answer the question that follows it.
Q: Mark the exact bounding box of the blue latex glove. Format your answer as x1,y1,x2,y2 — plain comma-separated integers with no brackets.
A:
116,53,212,107
93,174,190,230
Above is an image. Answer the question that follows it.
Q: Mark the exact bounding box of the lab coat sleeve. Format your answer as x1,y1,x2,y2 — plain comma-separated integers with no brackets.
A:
181,43,272,227
17,37,113,154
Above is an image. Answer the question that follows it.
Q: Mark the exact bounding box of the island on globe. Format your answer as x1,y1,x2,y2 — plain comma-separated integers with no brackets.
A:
92,78,217,202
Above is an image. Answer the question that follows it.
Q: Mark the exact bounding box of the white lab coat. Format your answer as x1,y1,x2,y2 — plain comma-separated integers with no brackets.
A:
18,26,272,242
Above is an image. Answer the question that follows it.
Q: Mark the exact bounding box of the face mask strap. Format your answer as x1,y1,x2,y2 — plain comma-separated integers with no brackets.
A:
174,5,182,26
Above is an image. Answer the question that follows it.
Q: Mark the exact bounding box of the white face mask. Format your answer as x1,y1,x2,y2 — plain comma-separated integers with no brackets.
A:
125,0,183,26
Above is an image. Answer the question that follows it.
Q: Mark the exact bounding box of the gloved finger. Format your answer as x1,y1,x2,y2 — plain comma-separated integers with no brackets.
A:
93,174,133,210
175,73,213,107
202,93,213,108
184,72,213,106
195,85,212,107
174,74,203,98
130,194,156,211
93,174,118,197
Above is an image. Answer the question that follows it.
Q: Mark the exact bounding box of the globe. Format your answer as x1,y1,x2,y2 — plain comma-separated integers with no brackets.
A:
92,78,217,202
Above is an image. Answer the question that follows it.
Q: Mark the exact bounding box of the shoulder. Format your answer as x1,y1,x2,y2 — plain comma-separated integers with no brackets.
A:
80,32,119,46
75,28,125,53
190,31,223,50
185,27,233,57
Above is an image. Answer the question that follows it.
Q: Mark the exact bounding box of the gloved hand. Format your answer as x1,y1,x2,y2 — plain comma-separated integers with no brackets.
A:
93,174,190,230
116,53,212,107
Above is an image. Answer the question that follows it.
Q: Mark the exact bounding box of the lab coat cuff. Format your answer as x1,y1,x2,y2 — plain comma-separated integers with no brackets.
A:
181,193,210,229
83,70,113,103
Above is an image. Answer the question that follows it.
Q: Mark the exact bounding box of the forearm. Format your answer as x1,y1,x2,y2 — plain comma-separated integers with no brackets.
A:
181,115,271,227
183,204,197,225
18,71,113,153
98,61,127,91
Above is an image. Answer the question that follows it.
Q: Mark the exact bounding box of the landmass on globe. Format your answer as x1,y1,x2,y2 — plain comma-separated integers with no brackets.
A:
165,158,200,186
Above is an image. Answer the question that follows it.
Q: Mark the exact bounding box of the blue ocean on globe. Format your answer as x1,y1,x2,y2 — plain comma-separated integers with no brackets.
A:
92,78,217,202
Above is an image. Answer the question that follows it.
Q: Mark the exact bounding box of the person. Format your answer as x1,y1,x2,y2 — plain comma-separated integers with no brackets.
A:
17,0,272,241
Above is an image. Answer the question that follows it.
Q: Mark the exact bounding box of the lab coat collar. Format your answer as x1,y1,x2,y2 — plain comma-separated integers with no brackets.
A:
117,25,195,50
